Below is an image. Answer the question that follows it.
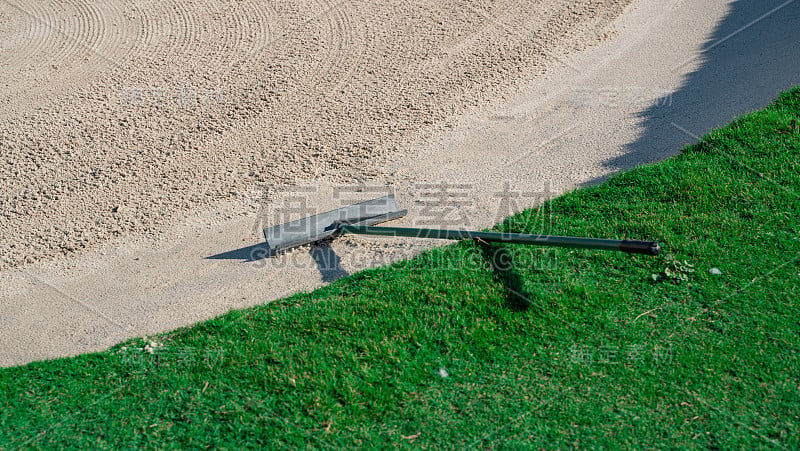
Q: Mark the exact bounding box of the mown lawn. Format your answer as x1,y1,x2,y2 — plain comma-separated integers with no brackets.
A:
2,88,799,448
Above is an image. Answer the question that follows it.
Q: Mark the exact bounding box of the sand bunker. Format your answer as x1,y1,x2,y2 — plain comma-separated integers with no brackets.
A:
0,0,632,270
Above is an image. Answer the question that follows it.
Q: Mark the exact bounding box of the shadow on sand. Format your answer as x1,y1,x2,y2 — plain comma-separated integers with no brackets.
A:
207,242,349,283
586,0,800,185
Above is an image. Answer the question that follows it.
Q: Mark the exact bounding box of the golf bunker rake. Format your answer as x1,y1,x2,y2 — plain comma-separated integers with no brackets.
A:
263,195,661,257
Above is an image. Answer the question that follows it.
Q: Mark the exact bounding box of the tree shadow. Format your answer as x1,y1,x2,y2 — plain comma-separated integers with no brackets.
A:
585,0,800,185
475,240,531,312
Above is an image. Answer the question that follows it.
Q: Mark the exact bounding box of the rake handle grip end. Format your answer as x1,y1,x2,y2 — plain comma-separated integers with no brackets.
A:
619,240,661,256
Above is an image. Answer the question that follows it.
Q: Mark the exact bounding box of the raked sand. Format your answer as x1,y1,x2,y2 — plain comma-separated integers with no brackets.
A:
1,0,631,269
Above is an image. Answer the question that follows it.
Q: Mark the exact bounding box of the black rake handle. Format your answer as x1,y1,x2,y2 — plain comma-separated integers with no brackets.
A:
338,225,661,256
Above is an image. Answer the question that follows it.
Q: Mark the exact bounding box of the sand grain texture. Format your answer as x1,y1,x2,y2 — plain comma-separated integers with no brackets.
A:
1,0,631,269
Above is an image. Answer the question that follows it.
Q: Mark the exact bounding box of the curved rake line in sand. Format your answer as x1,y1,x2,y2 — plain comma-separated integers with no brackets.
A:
0,0,297,268
110,0,281,78
216,0,278,70
0,0,638,271
1,0,134,93
0,0,284,268
1,0,64,69
1,0,284,198
276,0,369,175
119,0,283,107
6,0,369,269
232,0,366,182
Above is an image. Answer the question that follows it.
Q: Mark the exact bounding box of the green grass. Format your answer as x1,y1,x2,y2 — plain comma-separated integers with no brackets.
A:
3,88,800,449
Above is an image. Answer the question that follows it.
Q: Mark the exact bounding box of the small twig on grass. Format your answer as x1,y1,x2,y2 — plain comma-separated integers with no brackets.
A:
401,432,421,442
633,306,664,322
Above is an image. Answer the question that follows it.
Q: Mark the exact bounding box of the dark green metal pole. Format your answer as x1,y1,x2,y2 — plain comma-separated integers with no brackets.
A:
339,225,660,255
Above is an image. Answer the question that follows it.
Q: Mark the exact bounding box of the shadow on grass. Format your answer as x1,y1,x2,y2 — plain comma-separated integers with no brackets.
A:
475,240,531,312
